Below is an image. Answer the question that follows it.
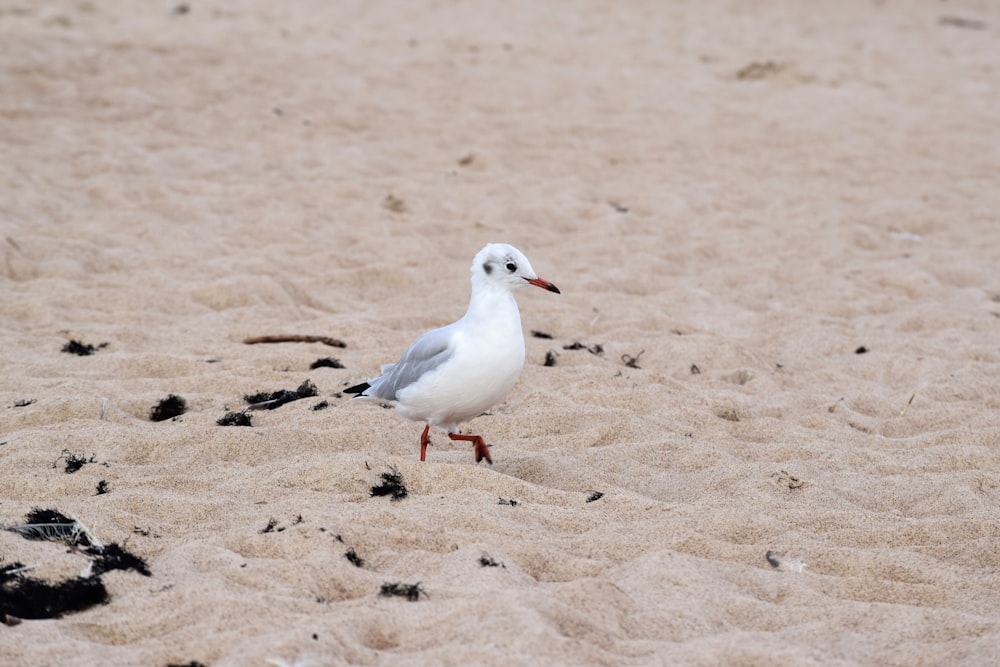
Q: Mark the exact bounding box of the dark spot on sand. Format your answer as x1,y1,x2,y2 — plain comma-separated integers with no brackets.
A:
245,379,319,410
0,569,109,620
217,411,252,426
379,582,424,601
149,394,187,422
345,547,364,568
55,450,97,474
939,15,986,30
370,467,408,501
531,330,553,339
61,340,108,356
88,543,151,577
259,518,282,534
310,357,344,369
563,342,604,356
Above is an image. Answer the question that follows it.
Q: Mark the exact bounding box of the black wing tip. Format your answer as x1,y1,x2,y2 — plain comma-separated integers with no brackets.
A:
344,382,370,395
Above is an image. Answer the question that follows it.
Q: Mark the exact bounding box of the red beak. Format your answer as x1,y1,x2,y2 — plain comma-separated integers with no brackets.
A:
525,276,561,294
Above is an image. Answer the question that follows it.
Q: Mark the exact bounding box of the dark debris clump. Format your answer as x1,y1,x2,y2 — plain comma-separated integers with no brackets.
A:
55,449,97,474
370,468,408,501
1,507,152,622
0,572,110,620
149,394,187,422
379,581,423,601
87,543,152,577
344,547,364,568
259,518,283,534
479,555,504,568
61,340,108,356
310,357,345,370
217,411,252,427
563,342,604,356
245,379,319,410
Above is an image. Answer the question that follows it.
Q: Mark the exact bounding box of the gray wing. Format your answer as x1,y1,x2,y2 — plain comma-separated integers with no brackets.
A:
365,324,456,402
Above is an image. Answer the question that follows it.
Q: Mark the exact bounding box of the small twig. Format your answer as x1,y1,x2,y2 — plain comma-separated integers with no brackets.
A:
900,391,916,417
243,335,346,348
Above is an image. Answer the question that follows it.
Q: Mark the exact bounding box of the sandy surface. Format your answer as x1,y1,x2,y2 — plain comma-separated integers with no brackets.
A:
2,1,999,665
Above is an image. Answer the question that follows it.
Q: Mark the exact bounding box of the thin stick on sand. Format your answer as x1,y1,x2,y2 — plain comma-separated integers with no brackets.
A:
900,391,916,417
243,335,346,348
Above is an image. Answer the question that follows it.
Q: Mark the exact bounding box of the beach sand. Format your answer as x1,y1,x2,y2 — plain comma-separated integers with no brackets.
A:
1,1,999,665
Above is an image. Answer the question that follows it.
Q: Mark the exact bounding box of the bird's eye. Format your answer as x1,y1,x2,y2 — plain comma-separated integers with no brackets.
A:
506,262,517,272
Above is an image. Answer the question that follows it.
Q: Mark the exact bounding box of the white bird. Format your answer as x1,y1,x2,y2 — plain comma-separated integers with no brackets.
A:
345,243,560,464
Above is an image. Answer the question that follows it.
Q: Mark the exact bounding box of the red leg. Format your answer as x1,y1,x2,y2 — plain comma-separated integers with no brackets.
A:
420,424,431,462
448,433,492,464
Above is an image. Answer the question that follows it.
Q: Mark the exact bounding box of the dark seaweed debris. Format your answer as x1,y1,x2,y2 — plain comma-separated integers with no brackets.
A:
855,346,869,354
2,510,151,622
344,547,364,568
585,491,605,503
479,555,504,568
167,662,208,667
94,480,110,495
87,543,152,577
563,342,604,356
61,340,108,356
55,449,97,474
312,400,330,411
259,518,284,534
310,357,345,369
370,468,407,501
379,582,423,601
498,497,519,506
245,379,319,410
217,411,252,426
531,330,553,339
0,572,110,620
544,350,557,367
149,394,187,421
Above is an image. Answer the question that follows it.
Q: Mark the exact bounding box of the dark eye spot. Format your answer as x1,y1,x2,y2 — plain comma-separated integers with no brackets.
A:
482,261,492,275
506,262,517,273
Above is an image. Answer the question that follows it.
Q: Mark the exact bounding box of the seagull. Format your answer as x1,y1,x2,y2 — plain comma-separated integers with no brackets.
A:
344,243,560,464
